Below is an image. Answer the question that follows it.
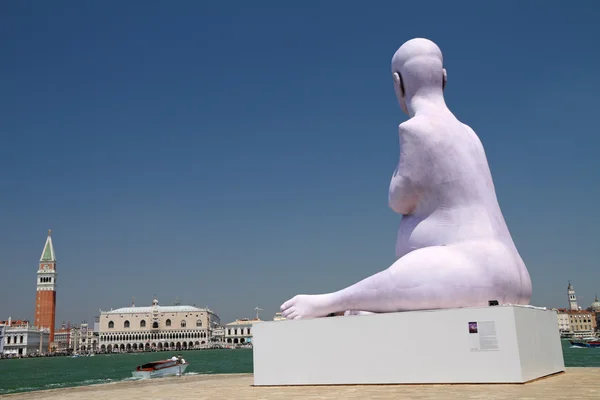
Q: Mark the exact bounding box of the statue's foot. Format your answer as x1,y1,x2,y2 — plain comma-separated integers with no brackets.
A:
280,294,335,320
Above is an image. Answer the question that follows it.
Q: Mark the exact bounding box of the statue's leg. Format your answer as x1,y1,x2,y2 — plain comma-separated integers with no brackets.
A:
281,242,513,320
344,310,375,316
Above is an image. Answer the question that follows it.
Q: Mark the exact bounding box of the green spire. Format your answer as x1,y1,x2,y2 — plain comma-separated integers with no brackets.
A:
40,230,56,262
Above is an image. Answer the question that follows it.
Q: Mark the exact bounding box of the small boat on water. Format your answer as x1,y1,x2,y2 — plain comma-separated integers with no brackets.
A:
131,358,189,379
569,339,600,348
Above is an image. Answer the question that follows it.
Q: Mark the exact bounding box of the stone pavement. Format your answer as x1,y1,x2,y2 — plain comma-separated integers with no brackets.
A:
3,368,598,400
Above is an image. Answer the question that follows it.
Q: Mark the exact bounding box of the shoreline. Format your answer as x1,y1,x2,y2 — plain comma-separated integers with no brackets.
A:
1,373,249,399
2,368,599,400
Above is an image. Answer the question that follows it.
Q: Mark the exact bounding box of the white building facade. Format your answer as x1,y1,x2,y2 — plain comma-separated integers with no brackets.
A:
555,310,571,334
70,322,99,354
0,325,5,354
212,327,225,344
53,329,70,352
98,298,220,352
225,318,262,345
2,322,50,357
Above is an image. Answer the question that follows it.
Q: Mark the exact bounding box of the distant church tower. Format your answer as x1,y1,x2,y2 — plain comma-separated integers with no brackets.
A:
35,230,57,346
568,281,578,311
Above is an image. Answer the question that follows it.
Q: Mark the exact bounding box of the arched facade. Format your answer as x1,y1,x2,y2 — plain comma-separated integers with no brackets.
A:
224,318,260,346
98,298,220,353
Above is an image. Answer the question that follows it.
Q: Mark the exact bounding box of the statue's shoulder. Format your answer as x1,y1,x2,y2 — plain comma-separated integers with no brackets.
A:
460,122,485,151
398,117,438,145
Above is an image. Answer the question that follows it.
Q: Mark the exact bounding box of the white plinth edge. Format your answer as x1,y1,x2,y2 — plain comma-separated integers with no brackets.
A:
252,305,565,385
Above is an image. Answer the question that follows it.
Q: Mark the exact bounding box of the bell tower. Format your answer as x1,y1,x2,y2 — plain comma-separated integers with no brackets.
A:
35,230,57,347
568,281,578,311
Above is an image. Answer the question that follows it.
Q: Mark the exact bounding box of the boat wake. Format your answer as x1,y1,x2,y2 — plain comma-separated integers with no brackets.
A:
0,377,136,395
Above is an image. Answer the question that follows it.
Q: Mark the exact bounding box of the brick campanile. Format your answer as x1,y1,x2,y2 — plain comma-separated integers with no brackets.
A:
35,230,57,347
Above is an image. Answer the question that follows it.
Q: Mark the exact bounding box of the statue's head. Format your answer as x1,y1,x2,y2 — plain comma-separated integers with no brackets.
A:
391,38,447,116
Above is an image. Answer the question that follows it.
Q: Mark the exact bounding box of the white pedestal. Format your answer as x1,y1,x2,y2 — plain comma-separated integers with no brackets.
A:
252,305,565,385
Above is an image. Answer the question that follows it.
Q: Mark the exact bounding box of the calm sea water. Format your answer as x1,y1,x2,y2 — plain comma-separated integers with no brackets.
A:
0,341,598,395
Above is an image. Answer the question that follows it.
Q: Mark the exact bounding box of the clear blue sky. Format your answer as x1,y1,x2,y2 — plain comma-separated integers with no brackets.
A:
1,0,599,326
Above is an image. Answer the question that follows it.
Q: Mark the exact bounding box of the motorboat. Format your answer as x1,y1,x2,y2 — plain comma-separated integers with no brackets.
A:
569,339,600,348
131,359,189,379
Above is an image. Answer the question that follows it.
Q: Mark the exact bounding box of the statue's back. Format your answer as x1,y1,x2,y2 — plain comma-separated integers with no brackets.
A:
395,113,517,255
395,112,531,305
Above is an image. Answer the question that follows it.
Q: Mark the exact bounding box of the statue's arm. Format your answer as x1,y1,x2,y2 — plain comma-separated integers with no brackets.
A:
389,171,420,215
388,124,427,215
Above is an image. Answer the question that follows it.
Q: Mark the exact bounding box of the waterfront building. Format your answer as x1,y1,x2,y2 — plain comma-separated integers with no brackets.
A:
1,319,49,356
224,318,262,345
0,325,5,354
555,310,571,334
211,327,225,344
97,297,220,352
553,307,597,337
35,230,58,347
53,322,71,352
54,329,69,352
567,310,596,336
273,312,286,321
560,283,599,336
70,321,99,354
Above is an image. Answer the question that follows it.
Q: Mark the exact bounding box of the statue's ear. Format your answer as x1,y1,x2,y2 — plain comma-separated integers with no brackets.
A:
442,68,447,90
393,72,405,97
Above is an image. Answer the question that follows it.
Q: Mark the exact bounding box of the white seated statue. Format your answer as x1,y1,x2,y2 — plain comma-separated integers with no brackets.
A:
280,38,532,320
